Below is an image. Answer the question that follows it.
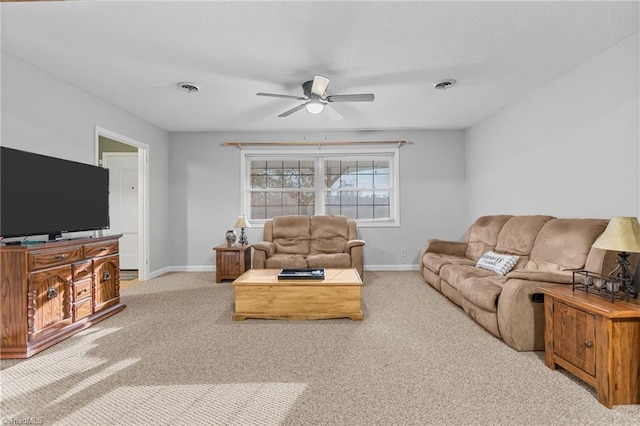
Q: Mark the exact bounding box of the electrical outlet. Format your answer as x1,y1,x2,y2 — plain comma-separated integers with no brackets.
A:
400,248,406,257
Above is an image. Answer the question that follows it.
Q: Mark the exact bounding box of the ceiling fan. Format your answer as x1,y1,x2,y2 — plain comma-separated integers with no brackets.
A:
256,75,375,120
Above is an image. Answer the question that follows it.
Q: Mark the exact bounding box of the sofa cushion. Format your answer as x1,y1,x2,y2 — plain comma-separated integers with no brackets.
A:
272,215,311,254
422,252,476,273
265,253,308,269
440,264,494,290
476,251,518,276
309,215,348,254
465,215,513,261
458,276,507,312
306,253,351,269
495,215,554,256
525,218,608,272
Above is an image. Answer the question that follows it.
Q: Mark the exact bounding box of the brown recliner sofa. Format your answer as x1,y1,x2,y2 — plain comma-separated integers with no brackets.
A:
253,215,365,279
419,215,618,351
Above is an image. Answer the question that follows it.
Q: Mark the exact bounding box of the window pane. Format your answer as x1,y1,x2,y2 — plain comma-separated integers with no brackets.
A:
358,205,374,219
300,192,315,207
341,206,357,218
325,205,341,216
340,174,356,188
374,205,390,219
251,175,267,188
283,192,298,206
357,160,374,174
373,174,389,188
374,191,390,204
266,206,283,218
342,191,358,205
357,174,373,188
374,160,389,174
358,191,374,205
251,192,266,206
282,206,299,216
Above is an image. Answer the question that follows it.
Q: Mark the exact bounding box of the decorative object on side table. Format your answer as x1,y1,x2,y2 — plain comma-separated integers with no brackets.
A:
572,269,629,302
225,229,237,245
234,215,251,245
591,216,640,298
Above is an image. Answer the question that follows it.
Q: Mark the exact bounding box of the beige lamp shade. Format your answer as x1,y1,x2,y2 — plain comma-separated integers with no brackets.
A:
233,215,251,229
591,216,640,253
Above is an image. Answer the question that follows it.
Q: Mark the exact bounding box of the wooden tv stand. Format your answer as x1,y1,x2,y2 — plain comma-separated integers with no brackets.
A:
0,235,126,359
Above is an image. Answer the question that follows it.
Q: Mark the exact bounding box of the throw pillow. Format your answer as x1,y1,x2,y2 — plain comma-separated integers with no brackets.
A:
476,251,519,276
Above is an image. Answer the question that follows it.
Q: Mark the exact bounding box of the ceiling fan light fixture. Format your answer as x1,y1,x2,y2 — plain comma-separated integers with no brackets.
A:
305,100,325,114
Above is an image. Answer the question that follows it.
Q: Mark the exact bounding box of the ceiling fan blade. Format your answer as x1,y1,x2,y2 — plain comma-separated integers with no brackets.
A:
277,104,306,117
326,94,375,102
325,104,343,121
311,75,330,96
257,92,307,100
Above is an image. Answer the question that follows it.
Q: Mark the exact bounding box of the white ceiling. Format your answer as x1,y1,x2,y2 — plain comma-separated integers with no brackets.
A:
2,1,638,132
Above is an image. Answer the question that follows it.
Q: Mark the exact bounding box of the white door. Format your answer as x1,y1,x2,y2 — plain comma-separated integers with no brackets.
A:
103,153,138,270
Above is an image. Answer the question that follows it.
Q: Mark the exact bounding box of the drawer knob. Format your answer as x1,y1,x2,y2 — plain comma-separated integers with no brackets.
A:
103,271,111,281
100,247,108,251
47,287,59,299
54,254,67,260
584,341,593,348
77,288,88,295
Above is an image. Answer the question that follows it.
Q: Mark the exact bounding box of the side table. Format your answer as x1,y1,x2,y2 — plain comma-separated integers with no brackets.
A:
213,244,252,283
541,284,640,408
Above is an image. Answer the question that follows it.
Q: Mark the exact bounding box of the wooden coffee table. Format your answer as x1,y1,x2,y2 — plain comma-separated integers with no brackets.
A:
232,268,363,321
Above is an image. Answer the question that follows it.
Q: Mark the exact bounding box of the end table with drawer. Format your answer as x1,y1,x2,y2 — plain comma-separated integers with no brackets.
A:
213,244,252,283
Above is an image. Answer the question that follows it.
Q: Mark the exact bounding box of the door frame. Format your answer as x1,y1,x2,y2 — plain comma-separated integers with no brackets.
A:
94,126,150,281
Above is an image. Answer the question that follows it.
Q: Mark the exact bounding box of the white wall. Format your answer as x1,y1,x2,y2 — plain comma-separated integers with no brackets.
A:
168,129,467,271
466,33,639,220
1,52,172,275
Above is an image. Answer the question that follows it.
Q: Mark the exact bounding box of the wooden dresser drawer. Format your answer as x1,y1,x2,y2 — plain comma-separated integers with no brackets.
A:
73,261,93,281
74,298,93,321
29,247,83,271
84,241,118,258
73,279,92,301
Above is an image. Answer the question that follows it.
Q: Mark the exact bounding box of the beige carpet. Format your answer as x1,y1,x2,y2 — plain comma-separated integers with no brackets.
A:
1,271,639,425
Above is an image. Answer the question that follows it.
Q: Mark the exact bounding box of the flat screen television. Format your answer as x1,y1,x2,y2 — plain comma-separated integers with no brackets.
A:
1,146,110,241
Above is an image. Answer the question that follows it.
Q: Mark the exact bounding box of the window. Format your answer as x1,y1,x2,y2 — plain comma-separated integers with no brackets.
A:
242,149,398,227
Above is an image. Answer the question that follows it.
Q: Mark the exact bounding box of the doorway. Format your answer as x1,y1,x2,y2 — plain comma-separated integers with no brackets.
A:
95,127,149,281
102,152,138,270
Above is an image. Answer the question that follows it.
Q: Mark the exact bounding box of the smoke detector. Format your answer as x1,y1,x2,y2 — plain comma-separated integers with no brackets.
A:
177,82,200,93
434,79,457,90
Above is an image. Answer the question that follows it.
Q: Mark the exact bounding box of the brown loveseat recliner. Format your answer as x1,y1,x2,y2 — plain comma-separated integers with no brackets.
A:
419,215,624,351
253,215,365,279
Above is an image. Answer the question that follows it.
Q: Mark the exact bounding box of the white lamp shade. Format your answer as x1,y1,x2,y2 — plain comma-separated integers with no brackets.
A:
591,216,640,253
233,215,251,228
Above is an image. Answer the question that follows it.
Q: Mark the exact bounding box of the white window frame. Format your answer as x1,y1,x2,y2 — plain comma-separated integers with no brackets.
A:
240,148,400,228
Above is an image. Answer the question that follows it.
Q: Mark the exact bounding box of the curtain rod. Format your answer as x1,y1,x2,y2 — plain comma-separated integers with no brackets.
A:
223,140,410,149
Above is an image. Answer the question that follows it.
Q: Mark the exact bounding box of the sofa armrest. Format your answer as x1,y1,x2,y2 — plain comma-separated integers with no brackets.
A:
497,278,560,351
253,241,275,257
345,239,366,253
252,242,275,270
425,239,468,256
505,270,574,284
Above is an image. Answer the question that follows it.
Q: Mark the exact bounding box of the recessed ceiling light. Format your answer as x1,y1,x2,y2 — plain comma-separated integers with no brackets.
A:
434,79,457,90
177,82,200,93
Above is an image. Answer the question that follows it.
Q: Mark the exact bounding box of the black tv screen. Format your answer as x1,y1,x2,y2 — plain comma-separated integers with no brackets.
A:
1,147,110,240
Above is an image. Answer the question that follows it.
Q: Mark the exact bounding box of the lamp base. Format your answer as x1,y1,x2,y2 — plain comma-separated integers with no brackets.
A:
238,228,248,245
610,252,637,298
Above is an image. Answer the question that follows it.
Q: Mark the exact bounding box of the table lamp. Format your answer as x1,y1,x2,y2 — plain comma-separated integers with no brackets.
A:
591,216,640,298
234,215,251,245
